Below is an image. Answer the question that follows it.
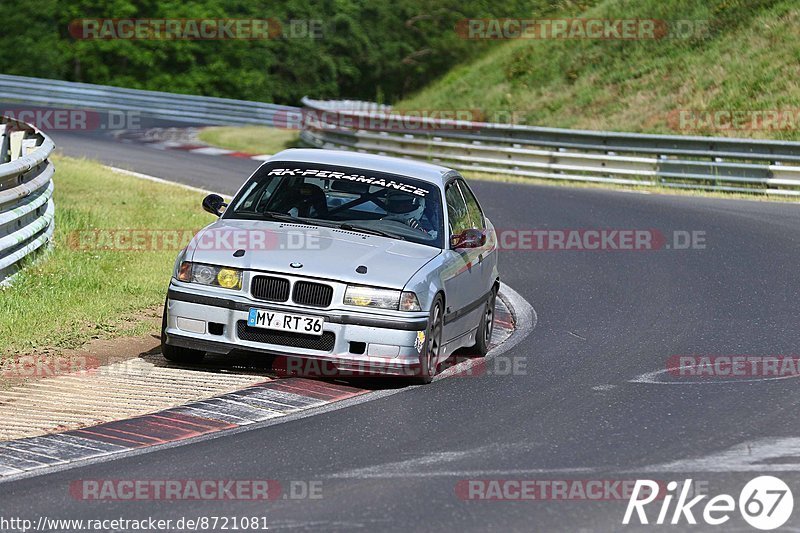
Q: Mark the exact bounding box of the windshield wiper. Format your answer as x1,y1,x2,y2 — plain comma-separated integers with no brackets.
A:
260,211,330,227
338,223,405,240
261,212,404,240
261,211,302,222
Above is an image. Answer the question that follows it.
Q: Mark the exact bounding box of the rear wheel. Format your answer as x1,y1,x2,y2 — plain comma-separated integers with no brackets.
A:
412,294,444,384
472,286,497,357
160,301,206,364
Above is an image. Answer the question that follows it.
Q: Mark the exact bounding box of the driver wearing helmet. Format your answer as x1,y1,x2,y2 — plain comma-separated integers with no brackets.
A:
382,190,437,236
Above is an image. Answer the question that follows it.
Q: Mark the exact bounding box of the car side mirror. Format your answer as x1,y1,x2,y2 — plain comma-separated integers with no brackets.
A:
450,228,486,250
202,194,227,217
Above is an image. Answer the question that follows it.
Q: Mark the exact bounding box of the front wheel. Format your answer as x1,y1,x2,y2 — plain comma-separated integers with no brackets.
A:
412,294,444,385
160,301,206,364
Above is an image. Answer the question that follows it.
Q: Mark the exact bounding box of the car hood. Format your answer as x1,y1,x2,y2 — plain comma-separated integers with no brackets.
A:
188,219,441,289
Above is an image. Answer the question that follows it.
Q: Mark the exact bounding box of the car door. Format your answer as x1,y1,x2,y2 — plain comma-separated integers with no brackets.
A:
442,177,487,343
457,179,496,298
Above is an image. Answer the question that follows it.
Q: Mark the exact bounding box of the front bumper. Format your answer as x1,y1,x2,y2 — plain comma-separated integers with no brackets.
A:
164,284,429,375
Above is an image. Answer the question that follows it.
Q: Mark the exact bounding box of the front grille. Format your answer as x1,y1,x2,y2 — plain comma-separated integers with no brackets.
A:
251,275,290,302
236,321,335,351
292,281,333,308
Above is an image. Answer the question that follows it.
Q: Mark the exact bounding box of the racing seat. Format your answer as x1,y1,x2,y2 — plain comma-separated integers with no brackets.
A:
384,190,420,215
272,183,329,218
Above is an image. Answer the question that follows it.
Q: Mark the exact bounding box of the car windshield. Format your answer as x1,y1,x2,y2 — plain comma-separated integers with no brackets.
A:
225,161,444,248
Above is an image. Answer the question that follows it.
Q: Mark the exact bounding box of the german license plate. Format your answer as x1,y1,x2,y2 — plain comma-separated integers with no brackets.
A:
247,308,324,336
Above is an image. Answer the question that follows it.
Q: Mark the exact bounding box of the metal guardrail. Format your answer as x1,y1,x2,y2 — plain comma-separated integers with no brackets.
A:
300,98,800,196
0,116,55,282
0,74,298,127
4,76,796,287
8,75,796,196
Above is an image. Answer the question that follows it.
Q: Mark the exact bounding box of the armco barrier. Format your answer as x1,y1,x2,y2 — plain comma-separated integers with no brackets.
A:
4,74,800,197
0,116,55,282
299,98,800,196
0,73,298,127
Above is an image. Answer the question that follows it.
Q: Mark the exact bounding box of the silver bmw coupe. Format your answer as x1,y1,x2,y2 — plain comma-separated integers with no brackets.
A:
162,149,499,383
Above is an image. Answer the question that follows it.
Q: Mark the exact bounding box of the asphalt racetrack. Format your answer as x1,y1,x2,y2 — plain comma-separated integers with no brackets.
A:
6,130,800,531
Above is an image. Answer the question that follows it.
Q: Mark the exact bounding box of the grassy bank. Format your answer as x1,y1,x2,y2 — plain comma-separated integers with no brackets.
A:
197,126,299,155
399,0,800,140
0,156,212,356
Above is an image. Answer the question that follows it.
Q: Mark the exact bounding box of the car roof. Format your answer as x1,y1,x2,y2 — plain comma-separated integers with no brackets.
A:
265,148,455,188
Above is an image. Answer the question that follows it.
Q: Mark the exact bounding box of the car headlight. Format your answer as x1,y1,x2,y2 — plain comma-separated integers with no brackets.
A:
177,262,242,290
344,285,421,311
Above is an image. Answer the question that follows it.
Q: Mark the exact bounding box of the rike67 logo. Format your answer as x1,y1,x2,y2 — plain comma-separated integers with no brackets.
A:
623,476,793,530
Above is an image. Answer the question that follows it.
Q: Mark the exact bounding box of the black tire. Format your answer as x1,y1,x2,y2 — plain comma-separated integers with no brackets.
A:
411,294,444,385
160,301,206,364
472,286,498,357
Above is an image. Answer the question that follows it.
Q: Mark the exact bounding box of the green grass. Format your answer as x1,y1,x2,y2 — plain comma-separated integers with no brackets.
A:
0,155,214,356
197,126,299,155
399,0,800,140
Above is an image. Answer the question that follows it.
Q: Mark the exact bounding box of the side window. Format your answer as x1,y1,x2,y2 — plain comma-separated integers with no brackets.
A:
457,180,485,231
445,181,469,235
